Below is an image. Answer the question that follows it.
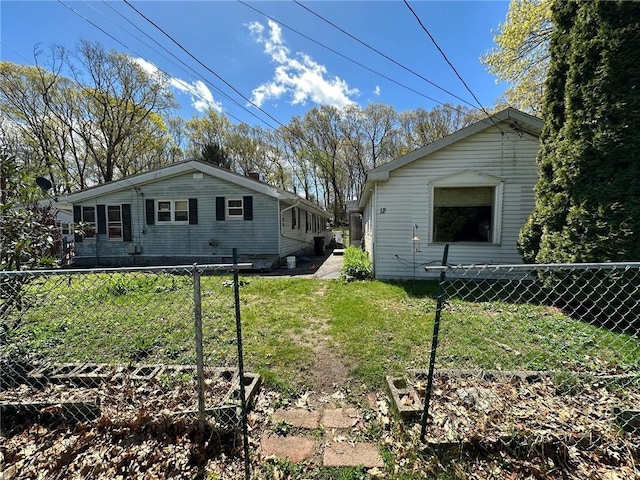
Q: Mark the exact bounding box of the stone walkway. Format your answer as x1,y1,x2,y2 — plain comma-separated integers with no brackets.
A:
259,406,384,468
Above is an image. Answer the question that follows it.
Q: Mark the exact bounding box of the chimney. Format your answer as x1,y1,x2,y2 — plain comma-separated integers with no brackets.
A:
247,172,260,181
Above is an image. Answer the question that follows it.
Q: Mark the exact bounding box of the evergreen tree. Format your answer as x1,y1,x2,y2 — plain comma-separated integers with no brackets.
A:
519,0,640,263
199,143,231,170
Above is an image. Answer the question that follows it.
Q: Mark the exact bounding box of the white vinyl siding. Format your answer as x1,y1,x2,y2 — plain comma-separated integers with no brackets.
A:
364,124,540,279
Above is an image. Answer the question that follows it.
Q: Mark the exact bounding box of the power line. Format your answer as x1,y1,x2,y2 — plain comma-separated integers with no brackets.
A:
76,0,263,127
0,40,34,64
403,0,496,122
291,0,476,109
238,0,468,115
402,1,514,136
123,0,286,132
239,1,508,132
57,0,131,52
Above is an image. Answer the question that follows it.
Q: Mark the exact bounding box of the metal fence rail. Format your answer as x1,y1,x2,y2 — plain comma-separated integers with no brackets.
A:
419,262,640,470
1,262,252,479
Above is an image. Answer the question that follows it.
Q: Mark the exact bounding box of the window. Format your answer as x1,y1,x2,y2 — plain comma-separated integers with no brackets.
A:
157,200,189,224
81,206,96,238
227,198,243,218
174,200,188,222
56,221,71,236
433,187,494,242
107,205,123,239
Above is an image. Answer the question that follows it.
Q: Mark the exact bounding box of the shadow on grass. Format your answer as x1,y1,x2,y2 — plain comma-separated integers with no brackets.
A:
384,273,639,337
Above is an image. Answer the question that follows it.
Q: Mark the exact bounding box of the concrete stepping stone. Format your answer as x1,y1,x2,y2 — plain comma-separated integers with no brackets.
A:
323,441,384,468
260,435,317,463
272,409,320,429
320,408,360,429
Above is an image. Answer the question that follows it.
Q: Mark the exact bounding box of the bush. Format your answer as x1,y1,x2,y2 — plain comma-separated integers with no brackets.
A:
340,246,373,282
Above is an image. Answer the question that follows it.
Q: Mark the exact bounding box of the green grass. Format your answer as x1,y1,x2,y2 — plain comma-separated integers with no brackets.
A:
7,274,639,393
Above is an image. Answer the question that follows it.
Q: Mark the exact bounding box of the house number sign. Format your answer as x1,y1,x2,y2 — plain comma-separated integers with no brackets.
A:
379,208,387,214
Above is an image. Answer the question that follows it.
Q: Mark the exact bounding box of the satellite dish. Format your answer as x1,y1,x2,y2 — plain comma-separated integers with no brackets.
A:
36,177,52,191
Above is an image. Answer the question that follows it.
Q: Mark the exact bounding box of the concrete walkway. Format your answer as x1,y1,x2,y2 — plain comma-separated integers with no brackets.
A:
312,248,344,279
261,248,345,279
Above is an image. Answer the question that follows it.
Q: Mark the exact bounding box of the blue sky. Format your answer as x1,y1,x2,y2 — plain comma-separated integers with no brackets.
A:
1,1,511,128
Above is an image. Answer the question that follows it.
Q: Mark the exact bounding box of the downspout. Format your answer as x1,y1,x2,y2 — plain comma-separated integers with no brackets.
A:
280,200,303,243
95,200,100,266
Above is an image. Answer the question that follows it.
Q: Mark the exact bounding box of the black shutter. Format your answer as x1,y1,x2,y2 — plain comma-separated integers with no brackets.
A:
122,204,132,241
73,205,82,243
243,196,253,221
216,197,225,221
189,198,198,225
145,199,155,225
306,212,309,232
97,205,106,235
291,208,296,228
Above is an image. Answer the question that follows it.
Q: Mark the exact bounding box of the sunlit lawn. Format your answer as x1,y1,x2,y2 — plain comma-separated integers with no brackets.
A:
8,273,639,392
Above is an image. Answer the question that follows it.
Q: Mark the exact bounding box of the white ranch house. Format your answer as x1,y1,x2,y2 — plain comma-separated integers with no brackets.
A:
354,108,543,279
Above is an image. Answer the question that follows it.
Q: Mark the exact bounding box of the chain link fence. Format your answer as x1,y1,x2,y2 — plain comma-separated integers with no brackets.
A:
1,263,254,479
415,262,639,473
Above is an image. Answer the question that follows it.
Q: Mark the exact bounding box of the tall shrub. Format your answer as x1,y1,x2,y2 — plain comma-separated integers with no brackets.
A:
519,0,640,263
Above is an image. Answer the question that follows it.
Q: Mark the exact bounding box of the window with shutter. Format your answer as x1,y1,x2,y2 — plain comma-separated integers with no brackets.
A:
107,205,123,239
156,199,191,224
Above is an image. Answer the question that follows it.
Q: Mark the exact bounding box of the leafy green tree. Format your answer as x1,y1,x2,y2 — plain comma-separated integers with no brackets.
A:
185,108,232,160
519,0,640,263
0,146,60,360
0,42,177,191
482,0,553,115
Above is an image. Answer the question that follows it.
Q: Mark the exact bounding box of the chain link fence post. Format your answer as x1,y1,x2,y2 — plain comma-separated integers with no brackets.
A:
417,261,639,470
420,244,448,442
232,249,251,480
192,263,206,432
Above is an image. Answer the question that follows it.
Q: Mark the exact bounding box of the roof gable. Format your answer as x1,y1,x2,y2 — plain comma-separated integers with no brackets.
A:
359,108,541,208
63,159,327,215
366,108,541,182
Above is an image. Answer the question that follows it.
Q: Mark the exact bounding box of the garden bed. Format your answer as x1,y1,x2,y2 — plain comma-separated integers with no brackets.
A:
387,369,639,477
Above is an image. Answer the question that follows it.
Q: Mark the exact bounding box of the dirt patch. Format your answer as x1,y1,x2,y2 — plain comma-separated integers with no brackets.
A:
299,283,354,395
310,342,353,394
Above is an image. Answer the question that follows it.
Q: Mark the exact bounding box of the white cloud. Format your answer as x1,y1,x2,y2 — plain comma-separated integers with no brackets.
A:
373,85,381,96
248,20,359,109
132,57,222,113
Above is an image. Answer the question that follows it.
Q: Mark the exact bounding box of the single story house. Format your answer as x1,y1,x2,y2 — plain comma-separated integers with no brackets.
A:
354,108,543,279
62,160,331,268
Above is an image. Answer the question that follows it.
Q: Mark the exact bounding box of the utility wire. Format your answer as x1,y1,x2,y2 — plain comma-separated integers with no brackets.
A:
96,0,264,126
240,1,510,132
239,0,470,117
123,0,286,132
290,0,522,136
66,0,341,165
0,41,31,63
57,0,131,51
113,1,358,173
82,0,267,127
403,0,497,123
292,0,476,109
